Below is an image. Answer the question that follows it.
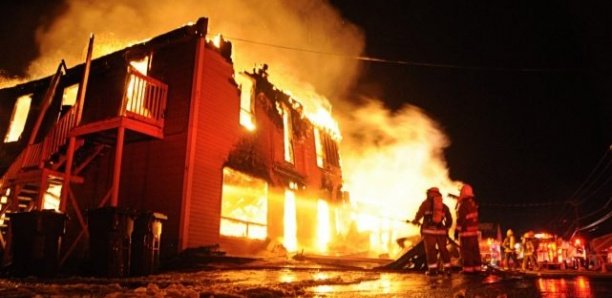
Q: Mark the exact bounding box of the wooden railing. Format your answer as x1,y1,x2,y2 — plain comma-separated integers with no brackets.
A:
19,106,77,169
41,107,77,163
0,150,26,192
1,105,78,189
121,67,168,128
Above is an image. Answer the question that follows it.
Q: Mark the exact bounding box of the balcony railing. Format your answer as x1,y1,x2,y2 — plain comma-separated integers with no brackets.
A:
0,105,78,191
121,67,168,128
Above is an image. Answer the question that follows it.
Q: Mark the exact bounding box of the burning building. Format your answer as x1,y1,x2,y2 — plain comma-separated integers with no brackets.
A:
0,18,344,260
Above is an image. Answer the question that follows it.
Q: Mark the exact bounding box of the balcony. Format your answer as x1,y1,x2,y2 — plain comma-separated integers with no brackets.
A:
71,66,168,141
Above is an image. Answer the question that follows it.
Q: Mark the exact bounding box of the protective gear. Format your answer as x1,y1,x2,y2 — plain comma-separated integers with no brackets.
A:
502,232,518,269
413,187,453,274
456,189,481,273
459,184,474,200
427,187,441,197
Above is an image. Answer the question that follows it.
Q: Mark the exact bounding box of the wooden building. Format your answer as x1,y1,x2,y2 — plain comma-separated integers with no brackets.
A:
0,17,344,260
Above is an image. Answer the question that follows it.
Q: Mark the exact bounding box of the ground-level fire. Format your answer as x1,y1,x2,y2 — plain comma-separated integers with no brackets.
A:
0,17,345,274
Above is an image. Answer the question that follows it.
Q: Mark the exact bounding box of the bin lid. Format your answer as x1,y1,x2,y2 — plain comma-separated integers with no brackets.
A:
150,212,168,220
87,206,136,216
7,210,67,219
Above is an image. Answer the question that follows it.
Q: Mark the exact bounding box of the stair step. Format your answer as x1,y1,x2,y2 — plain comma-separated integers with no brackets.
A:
17,196,33,202
19,188,39,195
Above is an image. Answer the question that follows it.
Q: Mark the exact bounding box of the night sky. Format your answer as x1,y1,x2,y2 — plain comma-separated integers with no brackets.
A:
1,1,610,238
329,1,611,237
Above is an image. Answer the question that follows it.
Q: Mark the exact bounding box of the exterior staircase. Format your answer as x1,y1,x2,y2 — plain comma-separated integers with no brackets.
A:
0,64,168,253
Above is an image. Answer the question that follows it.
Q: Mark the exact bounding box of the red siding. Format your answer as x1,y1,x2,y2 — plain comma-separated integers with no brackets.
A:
187,46,241,247
118,39,195,255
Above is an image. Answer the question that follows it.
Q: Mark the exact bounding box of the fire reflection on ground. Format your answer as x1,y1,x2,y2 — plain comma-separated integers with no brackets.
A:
537,276,594,297
0,268,608,297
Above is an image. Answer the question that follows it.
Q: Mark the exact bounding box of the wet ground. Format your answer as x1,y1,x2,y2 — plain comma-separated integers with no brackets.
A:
0,266,610,297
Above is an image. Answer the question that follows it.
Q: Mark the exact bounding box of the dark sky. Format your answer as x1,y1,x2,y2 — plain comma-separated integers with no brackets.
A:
328,1,611,237
1,1,610,238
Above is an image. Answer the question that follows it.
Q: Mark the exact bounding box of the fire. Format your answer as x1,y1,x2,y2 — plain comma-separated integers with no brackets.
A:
307,106,341,140
5,0,462,258
338,100,459,257
316,199,331,253
209,34,223,48
3,94,32,143
0,76,28,89
283,189,298,252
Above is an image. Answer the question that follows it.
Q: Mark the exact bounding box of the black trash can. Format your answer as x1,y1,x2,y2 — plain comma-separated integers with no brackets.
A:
131,211,167,276
8,210,67,277
87,207,134,277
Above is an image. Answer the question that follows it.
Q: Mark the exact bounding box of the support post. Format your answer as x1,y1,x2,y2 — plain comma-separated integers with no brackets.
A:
36,169,48,210
59,137,76,212
111,127,125,207
75,34,94,126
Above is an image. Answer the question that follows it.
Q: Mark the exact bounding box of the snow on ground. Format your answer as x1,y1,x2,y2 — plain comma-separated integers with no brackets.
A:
0,260,609,297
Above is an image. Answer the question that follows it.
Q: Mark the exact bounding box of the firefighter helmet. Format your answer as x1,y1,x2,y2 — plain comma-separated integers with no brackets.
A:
459,184,474,199
427,187,441,197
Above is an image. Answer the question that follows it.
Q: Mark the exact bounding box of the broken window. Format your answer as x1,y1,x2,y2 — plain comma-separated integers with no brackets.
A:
61,84,79,107
236,73,256,131
282,104,294,163
60,83,79,117
314,128,326,168
220,167,268,239
4,94,32,143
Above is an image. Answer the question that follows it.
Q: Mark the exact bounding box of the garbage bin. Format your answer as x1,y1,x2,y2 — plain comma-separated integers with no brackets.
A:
131,211,167,276
87,207,134,277
8,210,67,277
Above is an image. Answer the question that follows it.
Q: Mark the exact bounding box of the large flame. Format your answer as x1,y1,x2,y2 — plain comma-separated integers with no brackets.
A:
338,100,460,256
1,0,462,257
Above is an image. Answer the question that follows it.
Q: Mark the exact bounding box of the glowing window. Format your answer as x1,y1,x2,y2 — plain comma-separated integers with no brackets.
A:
0,194,7,226
282,104,294,163
236,73,256,131
42,182,62,211
130,56,149,75
314,128,326,168
61,84,79,107
4,94,32,143
220,168,268,239
126,56,152,117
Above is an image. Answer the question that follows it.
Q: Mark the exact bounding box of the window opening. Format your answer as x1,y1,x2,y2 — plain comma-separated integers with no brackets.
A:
126,55,152,117
236,73,256,131
4,94,32,143
282,104,294,163
284,188,297,251
220,168,268,239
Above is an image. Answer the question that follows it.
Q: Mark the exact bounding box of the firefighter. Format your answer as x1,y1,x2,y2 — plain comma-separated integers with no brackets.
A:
502,229,518,270
521,231,539,271
410,187,453,276
454,183,482,274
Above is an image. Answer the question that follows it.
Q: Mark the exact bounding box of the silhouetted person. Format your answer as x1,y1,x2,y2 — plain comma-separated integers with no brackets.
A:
411,187,453,276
